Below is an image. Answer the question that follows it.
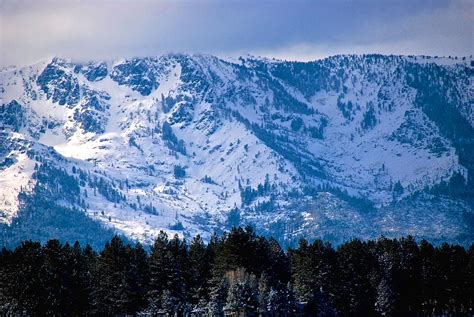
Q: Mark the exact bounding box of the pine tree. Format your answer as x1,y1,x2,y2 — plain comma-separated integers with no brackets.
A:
266,237,290,285
436,242,469,313
258,272,271,314
466,244,474,314
263,282,293,317
207,276,228,316
216,225,271,278
375,276,396,317
290,239,337,313
398,236,421,314
289,239,313,302
161,289,179,315
69,241,94,316
146,231,169,313
42,239,74,315
0,247,19,314
90,235,132,315
127,242,149,312
165,234,190,314
374,237,401,316
12,241,45,315
224,268,258,314
189,234,211,306
335,239,377,316
419,239,439,314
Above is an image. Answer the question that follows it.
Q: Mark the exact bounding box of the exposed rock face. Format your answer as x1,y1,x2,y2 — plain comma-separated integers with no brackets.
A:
1,54,473,247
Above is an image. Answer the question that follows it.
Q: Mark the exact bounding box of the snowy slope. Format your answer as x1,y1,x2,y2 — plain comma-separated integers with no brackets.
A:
1,54,473,246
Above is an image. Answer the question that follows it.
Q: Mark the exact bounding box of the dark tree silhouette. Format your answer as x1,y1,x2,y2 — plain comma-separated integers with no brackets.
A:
0,230,472,316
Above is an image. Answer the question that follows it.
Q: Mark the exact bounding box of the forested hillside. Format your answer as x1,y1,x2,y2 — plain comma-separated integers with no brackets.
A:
1,54,473,247
1,227,473,316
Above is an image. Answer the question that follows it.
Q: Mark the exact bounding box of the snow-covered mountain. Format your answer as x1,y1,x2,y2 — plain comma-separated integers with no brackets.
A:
1,54,473,247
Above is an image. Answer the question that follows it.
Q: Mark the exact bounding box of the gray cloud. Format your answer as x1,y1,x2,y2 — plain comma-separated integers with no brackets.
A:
1,0,472,66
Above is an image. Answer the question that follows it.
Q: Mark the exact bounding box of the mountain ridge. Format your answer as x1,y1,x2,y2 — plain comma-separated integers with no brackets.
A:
1,53,473,247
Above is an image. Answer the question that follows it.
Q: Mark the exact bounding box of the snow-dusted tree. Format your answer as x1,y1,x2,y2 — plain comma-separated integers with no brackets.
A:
374,237,401,316
224,268,258,314
226,281,259,313
161,289,179,315
290,239,314,302
375,276,396,317
267,287,292,316
258,272,271,313
0,242,43,315
290,238,337,308
207,277,228,316
314,290,337,317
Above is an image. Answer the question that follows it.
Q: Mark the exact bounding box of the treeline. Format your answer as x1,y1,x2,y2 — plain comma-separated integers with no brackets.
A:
1,227,473,316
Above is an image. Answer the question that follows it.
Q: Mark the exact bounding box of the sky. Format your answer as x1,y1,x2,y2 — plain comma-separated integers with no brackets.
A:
1,0,472,66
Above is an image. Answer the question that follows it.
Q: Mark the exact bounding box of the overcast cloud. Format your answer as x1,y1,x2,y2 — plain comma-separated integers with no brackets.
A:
1,0,472,66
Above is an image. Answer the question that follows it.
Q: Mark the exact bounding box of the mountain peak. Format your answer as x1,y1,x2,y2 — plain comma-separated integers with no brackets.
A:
1,53,473,247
